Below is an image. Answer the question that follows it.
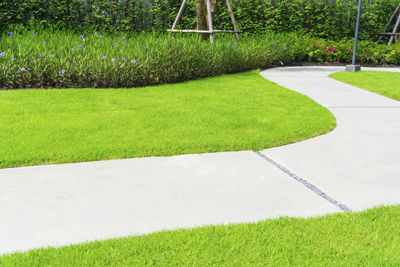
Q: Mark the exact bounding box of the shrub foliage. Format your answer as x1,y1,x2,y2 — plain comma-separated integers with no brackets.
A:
1,0,399,40
0,31,399,89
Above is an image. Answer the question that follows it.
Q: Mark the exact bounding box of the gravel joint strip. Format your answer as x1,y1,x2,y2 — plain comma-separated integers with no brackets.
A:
255,151,353,213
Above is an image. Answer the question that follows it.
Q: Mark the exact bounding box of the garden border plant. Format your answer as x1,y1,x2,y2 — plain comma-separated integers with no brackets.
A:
0,30,399,89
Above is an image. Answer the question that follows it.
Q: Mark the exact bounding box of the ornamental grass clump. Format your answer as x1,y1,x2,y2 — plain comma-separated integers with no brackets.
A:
0,30,303,89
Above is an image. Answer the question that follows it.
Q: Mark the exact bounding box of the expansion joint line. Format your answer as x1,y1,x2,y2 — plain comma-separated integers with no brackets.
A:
254,151,352,213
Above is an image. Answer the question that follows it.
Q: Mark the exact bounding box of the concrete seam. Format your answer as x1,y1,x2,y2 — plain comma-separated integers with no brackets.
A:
254,151,353,213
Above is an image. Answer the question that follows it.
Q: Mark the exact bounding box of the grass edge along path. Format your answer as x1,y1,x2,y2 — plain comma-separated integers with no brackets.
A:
330,71,400,101
0,70,336,169
1,205,400,266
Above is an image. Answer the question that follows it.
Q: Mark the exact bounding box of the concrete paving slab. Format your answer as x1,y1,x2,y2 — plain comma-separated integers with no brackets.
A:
260,66,400,211
0,151,339,255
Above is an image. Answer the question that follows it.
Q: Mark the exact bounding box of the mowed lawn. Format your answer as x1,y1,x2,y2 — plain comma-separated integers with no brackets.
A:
1,206,400,266
330,71,400,101
0,70,335,168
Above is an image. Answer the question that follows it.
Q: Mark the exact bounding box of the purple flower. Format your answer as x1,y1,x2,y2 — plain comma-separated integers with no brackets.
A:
282,46,287,50
72,47,75,51
111,58,115,62
7,31,13,35
27,68,31,71
33,32,36,35
122,57,126,61
61,69,65,74
50,54,54,58
80,35,84,38
39,53,43,57
102,55,107,60
98,35,103,39
131,59,135,63
82,38,86,42
145,46,148,50
0,52,5,57
123,42,127,46
228,42,231,46
12,57,15,60
137,41,140,44
273,41,276,44
20,68,25,72
112,43,116,47
123,36,126,40
79,45,82,49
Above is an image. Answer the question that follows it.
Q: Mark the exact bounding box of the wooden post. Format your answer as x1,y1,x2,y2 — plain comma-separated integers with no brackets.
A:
172,0,188,30
389,13,400,45
205,0,214,44
226,0,240,41
377,4,400,43
168,0,241,44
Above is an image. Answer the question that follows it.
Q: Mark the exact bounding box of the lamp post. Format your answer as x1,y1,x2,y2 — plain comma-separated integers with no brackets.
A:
346,0,362,72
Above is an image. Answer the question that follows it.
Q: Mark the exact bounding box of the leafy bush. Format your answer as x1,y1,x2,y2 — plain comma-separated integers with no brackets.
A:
1,0,399,41
0,30,305,89
0,30,398,89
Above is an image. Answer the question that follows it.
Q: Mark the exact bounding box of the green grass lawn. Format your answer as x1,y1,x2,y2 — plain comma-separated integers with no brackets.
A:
330,71,400,101
1,205,399,266
0,70,335,169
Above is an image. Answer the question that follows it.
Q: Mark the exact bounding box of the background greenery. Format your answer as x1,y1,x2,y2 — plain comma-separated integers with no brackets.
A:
1,0,399,41
0,31,304,89
1,31,399,89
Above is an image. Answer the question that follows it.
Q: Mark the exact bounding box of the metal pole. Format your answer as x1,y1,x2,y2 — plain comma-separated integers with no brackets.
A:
346,0,362,72
352,0,362,65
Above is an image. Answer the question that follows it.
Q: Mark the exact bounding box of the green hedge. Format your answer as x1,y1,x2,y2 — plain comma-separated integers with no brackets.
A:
1,0,399,41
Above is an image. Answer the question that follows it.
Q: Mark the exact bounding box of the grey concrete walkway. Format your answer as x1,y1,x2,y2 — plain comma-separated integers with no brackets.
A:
0,66,399,255
260,66,400,211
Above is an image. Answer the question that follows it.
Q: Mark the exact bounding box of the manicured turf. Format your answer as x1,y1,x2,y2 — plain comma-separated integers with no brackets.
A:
330,71,400,101
1,206,399,266
0,70,335,168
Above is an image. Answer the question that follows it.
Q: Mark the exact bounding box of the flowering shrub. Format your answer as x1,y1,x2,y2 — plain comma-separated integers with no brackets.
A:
0,30,398,89
306,39,400,65
0,30,303,89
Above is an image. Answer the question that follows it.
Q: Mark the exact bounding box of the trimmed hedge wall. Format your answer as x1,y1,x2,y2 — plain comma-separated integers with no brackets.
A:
1,0,399,40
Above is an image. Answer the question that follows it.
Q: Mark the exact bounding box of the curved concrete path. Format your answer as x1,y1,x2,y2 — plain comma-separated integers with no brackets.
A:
0,66,399,255
260,66,400,210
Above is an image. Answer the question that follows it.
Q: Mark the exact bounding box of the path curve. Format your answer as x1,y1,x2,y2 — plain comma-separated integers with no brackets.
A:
0,66,399,255
260,66,400,211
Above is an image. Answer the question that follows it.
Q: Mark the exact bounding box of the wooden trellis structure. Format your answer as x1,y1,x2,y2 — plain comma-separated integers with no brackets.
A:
167,0,240,44
377,3,400,45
